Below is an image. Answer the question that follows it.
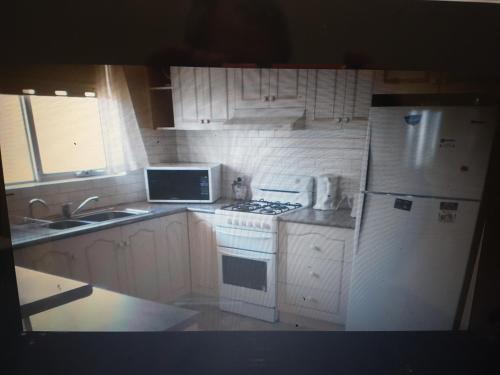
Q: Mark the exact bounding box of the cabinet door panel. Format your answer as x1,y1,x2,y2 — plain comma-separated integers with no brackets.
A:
269,69,307,108
206,68,229,122
161,213,190,300
313,70,336,119
353,70,374,118
285,284,340,314
172,66,203,124
188,212,218,296
15,243,74,279
52,237,91,282
333,70,347,118
283,254,342,291
83,228,124,293
234,68,270,109
122,220,162,302
343,70,357,119
278,222,355,324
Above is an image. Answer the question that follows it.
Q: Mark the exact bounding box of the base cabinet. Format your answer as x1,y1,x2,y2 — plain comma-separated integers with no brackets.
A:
161,214,191,301
79,227,126,293
14,213,191,304
14,242,81,281
278,222,354,325
122,220,164,301
188,212,218,297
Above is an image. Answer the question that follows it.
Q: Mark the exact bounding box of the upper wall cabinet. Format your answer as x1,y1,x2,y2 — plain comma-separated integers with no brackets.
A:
233,68,307,110
171,66,232,128
305,69,373,123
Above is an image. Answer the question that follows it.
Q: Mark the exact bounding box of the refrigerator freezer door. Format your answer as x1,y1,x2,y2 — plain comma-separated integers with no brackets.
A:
346,193,480,331
367,107,496,200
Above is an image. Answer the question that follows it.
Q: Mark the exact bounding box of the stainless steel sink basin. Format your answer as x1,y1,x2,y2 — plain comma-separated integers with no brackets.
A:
45,220,91,230
77,211,140,222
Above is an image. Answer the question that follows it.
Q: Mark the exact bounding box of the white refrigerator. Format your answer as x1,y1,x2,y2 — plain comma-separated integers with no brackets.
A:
346,106,496,331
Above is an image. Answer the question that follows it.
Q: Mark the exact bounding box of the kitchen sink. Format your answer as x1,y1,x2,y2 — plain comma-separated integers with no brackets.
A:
45,220,91,230
77,210,141,222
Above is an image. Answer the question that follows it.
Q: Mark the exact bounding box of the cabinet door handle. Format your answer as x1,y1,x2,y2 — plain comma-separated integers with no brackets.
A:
303,296,316,303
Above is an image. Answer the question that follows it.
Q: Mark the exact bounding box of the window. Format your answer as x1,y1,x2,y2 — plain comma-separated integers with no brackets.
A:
0,93,107,185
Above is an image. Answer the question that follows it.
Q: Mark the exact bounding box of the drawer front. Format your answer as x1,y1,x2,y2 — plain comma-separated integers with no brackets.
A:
284,232,345,261
284,254,342,291
284,284,340,314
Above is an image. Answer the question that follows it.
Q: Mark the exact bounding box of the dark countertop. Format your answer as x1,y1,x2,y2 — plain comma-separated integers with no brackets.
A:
11,199,355,249
279,208,356,229
16,266,198,331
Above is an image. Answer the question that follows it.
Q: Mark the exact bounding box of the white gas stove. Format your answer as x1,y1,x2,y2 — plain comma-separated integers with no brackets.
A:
215,174,313,322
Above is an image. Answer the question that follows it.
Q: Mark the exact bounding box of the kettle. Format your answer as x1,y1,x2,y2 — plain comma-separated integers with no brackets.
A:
313,174,340,210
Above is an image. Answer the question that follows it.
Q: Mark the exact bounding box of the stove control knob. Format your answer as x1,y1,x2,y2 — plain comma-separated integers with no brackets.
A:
254,222,261,228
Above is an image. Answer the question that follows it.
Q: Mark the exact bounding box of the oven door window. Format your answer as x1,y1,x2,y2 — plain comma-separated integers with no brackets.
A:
222,255,267,292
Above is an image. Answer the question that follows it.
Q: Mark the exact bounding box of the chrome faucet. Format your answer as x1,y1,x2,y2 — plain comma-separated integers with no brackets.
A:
62,196,99,218
28,198,48,219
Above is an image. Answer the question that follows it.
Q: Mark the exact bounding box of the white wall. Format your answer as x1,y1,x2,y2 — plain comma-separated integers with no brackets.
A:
174,121,368,200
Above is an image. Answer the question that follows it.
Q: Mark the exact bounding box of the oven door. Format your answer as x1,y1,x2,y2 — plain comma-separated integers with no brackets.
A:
218,246,276,308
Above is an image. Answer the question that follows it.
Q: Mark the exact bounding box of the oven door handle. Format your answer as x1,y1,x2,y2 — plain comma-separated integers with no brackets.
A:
218,247,273,262
215,227,274,239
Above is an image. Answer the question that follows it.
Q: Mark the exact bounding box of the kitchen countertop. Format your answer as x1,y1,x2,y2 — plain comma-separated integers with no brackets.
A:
10,199,355,249
10,199,233,249
279,208,356,229
16,266,198,331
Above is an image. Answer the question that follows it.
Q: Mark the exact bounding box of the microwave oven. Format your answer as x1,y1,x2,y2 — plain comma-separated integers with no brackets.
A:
144,163,221,203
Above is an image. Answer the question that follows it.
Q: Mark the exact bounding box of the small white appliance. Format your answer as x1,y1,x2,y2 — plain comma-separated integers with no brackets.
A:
346,104,496,331
144,163,221,203
215,174,313,322
313,174,340,210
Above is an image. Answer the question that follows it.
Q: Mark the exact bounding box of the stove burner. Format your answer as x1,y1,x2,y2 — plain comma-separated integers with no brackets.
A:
222,200,302,215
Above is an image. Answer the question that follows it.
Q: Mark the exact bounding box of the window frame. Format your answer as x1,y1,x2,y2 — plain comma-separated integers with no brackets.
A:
6,94,108,185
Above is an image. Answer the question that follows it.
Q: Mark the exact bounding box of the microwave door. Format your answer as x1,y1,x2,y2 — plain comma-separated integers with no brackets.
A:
146,169,210,202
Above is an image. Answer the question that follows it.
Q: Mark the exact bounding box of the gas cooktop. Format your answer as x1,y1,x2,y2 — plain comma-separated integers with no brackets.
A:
221,200,302,215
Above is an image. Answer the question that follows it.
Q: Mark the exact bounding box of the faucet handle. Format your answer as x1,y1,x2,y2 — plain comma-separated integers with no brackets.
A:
62,202,73,218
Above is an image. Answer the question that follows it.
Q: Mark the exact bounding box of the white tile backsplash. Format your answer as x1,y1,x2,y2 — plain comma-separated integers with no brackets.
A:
6,119,368,222
173,121,368,201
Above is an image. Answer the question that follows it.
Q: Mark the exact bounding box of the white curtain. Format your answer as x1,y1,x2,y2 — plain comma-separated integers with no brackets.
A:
97,65,148,174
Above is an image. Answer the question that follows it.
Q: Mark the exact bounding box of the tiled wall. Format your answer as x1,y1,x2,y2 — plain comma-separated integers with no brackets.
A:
6,129,176,223
6,120,368,222
174,121,368,201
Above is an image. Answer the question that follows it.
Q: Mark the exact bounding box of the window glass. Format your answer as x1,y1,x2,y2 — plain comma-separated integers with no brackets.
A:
0,94,35,184
30,96,106,174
